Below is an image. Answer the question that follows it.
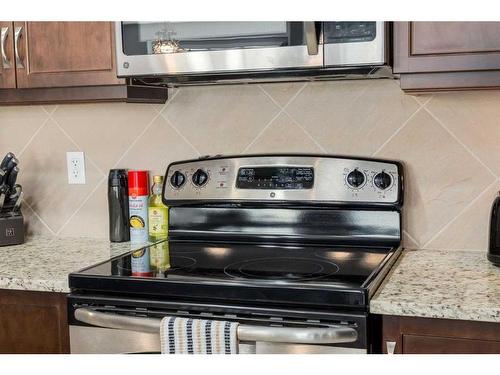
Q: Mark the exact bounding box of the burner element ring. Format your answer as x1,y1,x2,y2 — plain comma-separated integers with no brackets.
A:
224,257,339,281
169,255,197,270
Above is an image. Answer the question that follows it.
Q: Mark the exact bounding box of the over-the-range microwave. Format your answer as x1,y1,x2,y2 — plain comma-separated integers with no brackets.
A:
115,22,389,85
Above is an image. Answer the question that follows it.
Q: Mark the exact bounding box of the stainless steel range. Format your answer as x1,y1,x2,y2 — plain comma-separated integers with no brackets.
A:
68,154,403,354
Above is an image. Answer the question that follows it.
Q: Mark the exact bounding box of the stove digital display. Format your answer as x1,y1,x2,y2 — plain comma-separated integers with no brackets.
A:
236,167,314,189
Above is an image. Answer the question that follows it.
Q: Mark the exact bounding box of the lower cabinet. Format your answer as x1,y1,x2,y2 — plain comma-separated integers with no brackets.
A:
380,315,500,354
0,289,69,354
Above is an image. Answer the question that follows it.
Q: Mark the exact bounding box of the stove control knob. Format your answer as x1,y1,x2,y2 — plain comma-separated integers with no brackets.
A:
170,171,186,188
192,169,209,187
346,169,365,188
374,171,392,190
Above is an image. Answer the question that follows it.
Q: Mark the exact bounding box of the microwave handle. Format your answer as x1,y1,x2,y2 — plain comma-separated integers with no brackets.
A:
303,22,319,56
74,307,357,345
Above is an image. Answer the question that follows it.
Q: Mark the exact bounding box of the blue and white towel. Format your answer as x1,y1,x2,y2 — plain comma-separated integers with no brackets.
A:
160,316,239,354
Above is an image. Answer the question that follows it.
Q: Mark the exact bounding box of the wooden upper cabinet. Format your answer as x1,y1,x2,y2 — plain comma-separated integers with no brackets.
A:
394,22,500,91
394,22,500,73
410,22,500,55
0,21,16,89
0,21,167,104
13,21,124,88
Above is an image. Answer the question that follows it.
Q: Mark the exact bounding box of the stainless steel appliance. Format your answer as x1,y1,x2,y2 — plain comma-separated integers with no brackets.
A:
488,192,500,266
115,22,388,85
68,154,403,354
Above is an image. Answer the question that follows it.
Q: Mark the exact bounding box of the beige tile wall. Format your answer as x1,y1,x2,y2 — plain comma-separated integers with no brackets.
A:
1,79,499,251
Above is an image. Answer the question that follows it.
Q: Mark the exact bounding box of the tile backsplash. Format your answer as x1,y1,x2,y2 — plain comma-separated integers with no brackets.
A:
1,79,499,251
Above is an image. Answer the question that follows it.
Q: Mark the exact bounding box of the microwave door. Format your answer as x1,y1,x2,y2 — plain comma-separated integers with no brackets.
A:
115,22,323,77
323,22,386,67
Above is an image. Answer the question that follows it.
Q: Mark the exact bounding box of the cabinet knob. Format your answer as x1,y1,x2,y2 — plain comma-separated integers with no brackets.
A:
386,341,396,354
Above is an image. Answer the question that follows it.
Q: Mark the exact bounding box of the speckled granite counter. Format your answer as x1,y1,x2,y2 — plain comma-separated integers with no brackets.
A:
371,249,500,323
0,236,149,293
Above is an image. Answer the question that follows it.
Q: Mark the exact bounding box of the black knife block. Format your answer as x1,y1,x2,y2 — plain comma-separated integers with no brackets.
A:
0,211,24,247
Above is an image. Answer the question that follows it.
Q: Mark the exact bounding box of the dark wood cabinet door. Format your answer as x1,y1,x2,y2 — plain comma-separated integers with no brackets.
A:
394,22,500,74
381,315,500,354
0,21,15,89
13,21,124,89
0,290,69,354
403,335,500,354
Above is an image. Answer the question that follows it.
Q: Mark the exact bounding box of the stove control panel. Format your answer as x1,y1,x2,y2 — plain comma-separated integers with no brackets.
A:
236,167,314,190
163,155,402,205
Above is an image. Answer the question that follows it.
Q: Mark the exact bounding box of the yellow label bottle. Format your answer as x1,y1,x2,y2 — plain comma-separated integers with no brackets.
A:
148,175,168,242
149,241,170,275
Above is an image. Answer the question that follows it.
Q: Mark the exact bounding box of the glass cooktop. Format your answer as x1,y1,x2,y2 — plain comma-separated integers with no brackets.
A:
70,240,397,309
79,240,388,285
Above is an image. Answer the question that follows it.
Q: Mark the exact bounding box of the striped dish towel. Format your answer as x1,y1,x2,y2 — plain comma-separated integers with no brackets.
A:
160,316,239,354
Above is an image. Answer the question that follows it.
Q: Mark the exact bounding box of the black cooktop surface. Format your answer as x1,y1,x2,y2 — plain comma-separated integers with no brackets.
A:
69,240,398,310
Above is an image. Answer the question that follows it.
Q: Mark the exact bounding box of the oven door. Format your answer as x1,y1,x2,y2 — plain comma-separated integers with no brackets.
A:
115,21,323,77
69,307,365,354
323,22,386,66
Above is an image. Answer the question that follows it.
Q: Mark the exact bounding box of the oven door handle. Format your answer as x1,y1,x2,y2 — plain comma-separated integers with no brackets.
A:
74,308,358,344
237,324,357,344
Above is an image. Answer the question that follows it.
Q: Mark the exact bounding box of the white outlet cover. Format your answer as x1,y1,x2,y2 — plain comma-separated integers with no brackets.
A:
66,151,86,184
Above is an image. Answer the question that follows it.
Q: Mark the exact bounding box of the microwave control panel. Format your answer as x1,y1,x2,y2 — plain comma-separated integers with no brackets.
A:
324,22,377,43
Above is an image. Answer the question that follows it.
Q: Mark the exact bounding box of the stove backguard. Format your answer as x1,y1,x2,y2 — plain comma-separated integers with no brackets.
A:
164,154,403,248
169,207,401,247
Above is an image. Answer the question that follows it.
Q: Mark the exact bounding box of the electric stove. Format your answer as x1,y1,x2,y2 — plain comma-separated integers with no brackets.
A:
68,154,403,354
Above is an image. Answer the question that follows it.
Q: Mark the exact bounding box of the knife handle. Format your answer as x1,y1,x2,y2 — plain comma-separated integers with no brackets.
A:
0,184,9,211
13,190,23,212
5,156,18,171
7,184,21,206
0,152,14,169
7,166,18,187
9,184,22,198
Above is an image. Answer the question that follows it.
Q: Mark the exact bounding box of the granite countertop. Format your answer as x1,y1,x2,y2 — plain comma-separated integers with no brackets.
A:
4,237,500,324
371,249,500,323
0,236,150,293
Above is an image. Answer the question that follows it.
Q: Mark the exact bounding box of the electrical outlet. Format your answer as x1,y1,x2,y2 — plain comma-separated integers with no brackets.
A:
66,151,86,184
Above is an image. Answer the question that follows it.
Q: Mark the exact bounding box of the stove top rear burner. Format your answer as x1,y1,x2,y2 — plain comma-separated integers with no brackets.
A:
223,256,340,281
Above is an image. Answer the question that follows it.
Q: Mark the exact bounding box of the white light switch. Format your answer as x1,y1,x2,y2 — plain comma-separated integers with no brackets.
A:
66,151,86,184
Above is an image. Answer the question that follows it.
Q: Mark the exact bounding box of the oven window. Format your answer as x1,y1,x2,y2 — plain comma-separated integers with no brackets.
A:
121,22,314,56
323,22,377,44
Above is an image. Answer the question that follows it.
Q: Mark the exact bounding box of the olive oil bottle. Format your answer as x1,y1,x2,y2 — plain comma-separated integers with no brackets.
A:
148,175,168,241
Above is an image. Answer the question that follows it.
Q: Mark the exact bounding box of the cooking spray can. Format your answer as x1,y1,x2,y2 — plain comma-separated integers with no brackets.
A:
128,170,149,244
131,247,153,277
